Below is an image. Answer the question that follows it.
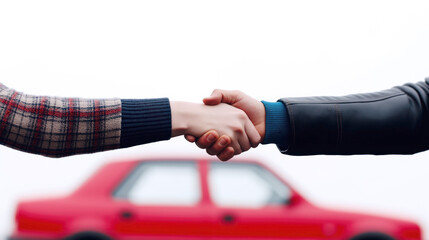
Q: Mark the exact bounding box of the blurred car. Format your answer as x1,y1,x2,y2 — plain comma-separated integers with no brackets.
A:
9,158,422,240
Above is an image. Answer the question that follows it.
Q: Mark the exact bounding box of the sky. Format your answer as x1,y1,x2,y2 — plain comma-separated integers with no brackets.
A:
1,0,429,238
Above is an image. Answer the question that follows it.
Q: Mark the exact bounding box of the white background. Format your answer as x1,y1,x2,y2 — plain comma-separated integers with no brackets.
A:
1,0,429,239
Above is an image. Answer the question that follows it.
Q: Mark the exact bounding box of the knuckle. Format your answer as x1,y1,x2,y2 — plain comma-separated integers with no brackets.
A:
219,152,232,161
238,112,247,120
233,127,245,135
212,144,224,152
251,142,260,148
207,147,221,156
242,145,251,152
206,149,216,156
197,142,208,149
234,148,242,155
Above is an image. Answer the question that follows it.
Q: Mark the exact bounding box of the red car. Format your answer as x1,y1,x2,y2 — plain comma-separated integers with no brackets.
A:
9,158,422,240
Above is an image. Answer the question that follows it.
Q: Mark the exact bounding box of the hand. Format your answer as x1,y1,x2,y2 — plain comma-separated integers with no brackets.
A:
204,89,266,138
185,130,235,161
171,101,260,157
185,90,266,160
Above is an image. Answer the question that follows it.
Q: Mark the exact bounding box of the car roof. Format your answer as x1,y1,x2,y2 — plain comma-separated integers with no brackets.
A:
111,157,262,164
71,157,293,199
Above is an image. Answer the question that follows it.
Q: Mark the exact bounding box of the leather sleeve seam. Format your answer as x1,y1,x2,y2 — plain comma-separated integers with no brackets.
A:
285,92,405,105
285,104,296,150
335,104,343,147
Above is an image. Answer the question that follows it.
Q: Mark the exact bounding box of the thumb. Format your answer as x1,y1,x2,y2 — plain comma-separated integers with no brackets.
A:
203,89,241,106
203,89,223,105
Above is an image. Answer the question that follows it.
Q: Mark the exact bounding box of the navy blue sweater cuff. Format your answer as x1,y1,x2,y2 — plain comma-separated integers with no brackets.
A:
120,98,171,148
261,101,289,149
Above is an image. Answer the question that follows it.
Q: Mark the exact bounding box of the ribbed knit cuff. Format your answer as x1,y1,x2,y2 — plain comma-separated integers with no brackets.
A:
261,101,289,149
120,98,171,148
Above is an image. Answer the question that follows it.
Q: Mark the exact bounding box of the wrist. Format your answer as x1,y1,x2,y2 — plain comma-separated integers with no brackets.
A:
120,98,171,147
261,101,289,148
255,101,266,141
170,101,190,137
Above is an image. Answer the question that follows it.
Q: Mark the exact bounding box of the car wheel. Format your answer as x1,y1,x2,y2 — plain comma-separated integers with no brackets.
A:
349,232,395,240
63,231,112,240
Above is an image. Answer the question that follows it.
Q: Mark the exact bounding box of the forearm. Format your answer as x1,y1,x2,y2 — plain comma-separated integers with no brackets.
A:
0,84,172,157
261,101,290,150
280,79,429,155
0,84,122,157
120,98,171,148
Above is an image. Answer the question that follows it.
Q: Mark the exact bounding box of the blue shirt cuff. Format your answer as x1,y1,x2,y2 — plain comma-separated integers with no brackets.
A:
261,101,289,149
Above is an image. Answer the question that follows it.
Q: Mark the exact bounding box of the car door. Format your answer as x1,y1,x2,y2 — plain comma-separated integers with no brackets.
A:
111,161,211,240
207,161,327,240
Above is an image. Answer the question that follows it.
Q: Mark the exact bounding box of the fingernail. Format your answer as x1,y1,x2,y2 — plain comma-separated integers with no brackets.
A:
219,138,227,146
207,133,216,142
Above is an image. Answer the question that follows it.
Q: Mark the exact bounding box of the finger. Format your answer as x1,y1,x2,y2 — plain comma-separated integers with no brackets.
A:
217,147,235,161
237,132,251,153
244,119,262,148
203,89,223,105
195,130,219,149
206,135,231,156
184,134,196,143
203,89,242,106
230,140,242,155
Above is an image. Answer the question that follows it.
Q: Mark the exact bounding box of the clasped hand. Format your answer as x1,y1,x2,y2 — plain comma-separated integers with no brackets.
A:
171,90,265,161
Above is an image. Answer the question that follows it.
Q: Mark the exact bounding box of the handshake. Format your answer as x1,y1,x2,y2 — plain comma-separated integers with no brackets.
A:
171,89,268,161
1,80,424,159
1,80,423,159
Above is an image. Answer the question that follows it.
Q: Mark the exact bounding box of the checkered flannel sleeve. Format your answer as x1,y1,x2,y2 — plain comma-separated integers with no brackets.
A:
0,83,122,157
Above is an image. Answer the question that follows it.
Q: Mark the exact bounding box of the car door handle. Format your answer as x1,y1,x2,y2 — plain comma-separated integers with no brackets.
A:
121,210,133,219
222,214,235,223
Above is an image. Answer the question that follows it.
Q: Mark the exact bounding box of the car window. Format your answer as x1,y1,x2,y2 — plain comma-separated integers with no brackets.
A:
209,162,290,208
114,161,201,206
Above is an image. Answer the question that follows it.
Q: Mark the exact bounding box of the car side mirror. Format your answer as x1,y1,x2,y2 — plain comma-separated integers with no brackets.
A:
284,194,299,207
283,197,291,205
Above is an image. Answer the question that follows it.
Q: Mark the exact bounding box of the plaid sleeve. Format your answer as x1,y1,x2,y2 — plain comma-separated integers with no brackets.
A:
0,83,122,157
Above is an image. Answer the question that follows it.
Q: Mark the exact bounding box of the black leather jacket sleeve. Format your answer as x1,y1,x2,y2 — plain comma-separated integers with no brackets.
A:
279,78,429,155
